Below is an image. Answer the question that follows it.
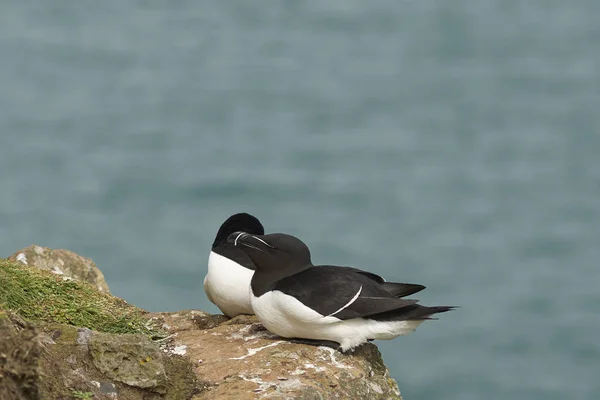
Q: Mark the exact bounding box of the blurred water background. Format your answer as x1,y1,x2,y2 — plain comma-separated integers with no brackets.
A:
1,1,599,399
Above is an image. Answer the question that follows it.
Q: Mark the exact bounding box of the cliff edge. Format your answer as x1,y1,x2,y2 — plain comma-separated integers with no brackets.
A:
0,246,402,400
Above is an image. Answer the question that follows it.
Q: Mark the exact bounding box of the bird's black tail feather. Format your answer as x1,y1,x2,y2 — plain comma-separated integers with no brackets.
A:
408,305,457,320
367,304,457,322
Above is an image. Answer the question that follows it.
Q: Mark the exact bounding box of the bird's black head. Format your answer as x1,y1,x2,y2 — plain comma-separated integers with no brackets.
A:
212,213,264,249
226,232,312,272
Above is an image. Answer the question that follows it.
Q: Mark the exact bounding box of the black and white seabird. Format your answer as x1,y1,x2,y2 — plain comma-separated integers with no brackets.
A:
227,231,456,352
203,213,265,317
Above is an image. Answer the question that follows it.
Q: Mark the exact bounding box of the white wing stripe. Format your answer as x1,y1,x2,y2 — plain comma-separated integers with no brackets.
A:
327,285,363,317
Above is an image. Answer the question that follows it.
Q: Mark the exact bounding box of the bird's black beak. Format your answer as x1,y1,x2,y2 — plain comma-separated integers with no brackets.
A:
227,231,274,254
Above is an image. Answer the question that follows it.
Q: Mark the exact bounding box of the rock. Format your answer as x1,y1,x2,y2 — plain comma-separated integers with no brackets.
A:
0,314,199,400
89,332,168,393
39,324,198,400
1,254,403,400
147,312,403,399
147,310,228,333
8,245,110,293
0,309,41,400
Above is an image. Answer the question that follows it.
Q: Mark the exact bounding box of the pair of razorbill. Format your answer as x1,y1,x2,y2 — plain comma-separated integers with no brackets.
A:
204,213,455,352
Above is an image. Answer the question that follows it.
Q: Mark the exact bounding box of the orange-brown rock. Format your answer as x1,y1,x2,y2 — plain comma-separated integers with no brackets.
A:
147,311,403,399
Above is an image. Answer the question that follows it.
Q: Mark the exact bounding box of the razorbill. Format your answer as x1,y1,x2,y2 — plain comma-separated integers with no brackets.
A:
227,231,456,352
203,213,264,317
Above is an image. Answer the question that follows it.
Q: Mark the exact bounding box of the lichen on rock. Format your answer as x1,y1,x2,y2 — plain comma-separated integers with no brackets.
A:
148,313,403,399
89,332,168,393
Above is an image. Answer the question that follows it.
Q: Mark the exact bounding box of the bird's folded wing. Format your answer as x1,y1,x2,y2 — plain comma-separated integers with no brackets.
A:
274,267,419,321
317,265,426,298
335,266,386,283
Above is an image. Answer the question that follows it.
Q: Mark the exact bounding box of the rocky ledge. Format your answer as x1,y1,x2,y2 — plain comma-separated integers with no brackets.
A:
0,246,402,400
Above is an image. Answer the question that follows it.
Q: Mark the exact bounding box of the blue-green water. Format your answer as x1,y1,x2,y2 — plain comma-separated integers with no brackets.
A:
1,1,599,399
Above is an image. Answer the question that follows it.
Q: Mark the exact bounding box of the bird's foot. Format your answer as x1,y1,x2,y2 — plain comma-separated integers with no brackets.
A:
285,337,341,350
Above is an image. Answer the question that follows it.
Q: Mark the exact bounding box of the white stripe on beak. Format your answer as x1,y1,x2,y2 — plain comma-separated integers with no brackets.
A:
234,232,245,246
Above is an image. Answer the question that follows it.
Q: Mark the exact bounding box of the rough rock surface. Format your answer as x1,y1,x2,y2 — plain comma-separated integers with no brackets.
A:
89,332,168,393
0,309,199,400
0,310,43,400
1,250,404,400
8,245,110,293
148,312,403,400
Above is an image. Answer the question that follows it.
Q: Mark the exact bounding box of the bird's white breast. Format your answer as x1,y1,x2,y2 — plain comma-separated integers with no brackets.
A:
204,251,254,317
251,290,424,351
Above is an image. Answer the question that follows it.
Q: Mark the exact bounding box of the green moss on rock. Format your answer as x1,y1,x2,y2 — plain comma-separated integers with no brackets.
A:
0,258,163,338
